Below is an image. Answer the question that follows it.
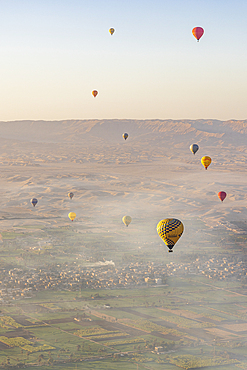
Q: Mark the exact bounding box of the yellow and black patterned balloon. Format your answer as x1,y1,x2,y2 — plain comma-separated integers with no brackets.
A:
109,28,115,35
157,218,184,252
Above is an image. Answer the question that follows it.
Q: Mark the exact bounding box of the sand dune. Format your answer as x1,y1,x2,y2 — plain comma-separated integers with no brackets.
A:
0,119,246,256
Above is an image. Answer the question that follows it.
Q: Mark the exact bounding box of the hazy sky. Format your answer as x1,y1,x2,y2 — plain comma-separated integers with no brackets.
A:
0,0,246,120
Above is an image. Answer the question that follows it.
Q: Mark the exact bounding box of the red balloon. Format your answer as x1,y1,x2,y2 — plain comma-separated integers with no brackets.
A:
192,27,204,41
218,191,227,202
92,90,98,98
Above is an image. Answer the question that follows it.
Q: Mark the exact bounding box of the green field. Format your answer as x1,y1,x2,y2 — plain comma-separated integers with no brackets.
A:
0,278,245,369
0,219,245,369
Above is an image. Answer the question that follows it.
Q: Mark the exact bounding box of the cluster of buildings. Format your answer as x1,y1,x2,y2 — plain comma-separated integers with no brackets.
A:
0,263,166,302
0,255,246,301
167,256,247,282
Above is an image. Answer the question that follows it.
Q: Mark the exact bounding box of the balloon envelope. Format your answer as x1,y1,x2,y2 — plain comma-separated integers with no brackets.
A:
201,156,211,170
192,27,204,41
109,28,115,35
68,192,74,199
122,216,132,227
218,191,227,202
68,212,76,221
190,144,199,155
123,133,128,140
92,90,98,97
157,218,184,252
30,198,38,207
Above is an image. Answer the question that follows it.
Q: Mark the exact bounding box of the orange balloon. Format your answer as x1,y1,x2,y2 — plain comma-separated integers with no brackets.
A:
92,90,98,97
192,27,204,41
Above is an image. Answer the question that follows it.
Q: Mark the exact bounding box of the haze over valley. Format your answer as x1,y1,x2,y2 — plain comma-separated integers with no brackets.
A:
1,119,247,255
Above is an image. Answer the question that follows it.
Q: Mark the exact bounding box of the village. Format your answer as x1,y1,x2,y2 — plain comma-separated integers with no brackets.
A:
0,254,246,302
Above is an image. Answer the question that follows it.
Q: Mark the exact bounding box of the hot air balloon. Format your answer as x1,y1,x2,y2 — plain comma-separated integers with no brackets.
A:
92,90,98,98
201,156,211,170
30,198,38,207
192,27,204,41
109,28,115,35
123,133,128,140
68,212,76,222
190,144,199,155
157,218,184,252
122,216,132,227
68,192,74,200
218,191,226,202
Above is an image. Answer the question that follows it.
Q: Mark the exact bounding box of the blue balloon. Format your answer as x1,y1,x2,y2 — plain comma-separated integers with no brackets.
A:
30,198,38,207
190,144,199,155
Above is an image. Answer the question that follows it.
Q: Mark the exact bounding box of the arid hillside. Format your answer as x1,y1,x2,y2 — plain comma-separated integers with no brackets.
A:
1,119,247,144
0,119,246,261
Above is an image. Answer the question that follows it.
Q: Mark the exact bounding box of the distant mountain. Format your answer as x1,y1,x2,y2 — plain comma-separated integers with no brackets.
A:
0,119,246,146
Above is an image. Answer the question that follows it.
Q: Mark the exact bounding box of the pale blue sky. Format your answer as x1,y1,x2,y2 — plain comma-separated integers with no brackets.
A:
0,0,246,120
